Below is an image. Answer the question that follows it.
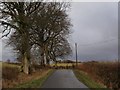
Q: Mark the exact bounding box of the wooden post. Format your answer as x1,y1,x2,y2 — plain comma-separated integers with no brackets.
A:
75,43,78,67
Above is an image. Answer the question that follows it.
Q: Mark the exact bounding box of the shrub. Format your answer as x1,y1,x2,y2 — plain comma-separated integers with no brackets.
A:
78,62,119,89
2,66,19,80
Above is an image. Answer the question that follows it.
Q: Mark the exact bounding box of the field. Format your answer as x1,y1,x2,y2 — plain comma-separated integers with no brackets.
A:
51,63,73,66
2,62,20,68
51,62,81,69
75,61,119,89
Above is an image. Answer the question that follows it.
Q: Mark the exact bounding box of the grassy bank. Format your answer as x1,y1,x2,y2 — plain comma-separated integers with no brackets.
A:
73,69,108,90
15,69,54,88
2,61,55,88
75,61,119,89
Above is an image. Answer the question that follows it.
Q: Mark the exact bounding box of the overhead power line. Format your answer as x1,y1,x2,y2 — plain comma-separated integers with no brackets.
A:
78,37,118,46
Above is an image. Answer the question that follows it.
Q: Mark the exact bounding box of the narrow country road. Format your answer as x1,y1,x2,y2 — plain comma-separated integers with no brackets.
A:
41,70,89,88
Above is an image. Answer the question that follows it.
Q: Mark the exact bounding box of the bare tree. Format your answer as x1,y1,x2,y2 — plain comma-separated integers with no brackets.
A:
30,2,72,65
0,2,42,74
0,2,72,73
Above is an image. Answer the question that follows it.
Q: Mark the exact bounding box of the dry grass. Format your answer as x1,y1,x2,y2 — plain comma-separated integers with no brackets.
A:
2,66,19,80
1,61,53,88
51,62,81,67
2,68,52,88
0,61,2,67
77,61,119,89
51,63,73,66
2,62,20,68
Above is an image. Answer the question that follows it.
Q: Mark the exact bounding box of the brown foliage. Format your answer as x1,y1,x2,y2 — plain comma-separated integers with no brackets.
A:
78,61,119,89
2,66,19,80
2,68,50,88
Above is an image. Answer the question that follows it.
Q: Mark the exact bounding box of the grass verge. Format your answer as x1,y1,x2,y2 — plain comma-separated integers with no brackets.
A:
15,69,54,88
73,69,109,90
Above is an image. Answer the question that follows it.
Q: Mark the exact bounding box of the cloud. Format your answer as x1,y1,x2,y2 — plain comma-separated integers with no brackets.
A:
68,2,118,61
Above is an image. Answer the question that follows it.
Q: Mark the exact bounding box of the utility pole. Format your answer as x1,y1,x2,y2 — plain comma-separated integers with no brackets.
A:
75,43,78,67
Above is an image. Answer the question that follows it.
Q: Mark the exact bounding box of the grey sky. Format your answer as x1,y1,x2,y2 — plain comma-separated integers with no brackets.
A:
68,2,118,61
1,2,118,61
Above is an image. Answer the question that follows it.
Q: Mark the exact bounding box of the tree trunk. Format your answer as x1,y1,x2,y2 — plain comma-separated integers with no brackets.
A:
23,53,30,74
41,46,45,67
22,32,30,74
45,46,50,65
46,59,50,65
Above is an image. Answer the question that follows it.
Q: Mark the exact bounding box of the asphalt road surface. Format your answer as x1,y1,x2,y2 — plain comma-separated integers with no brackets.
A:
41,69,89,88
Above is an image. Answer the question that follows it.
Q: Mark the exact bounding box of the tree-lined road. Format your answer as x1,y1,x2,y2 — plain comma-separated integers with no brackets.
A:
42,70,89,88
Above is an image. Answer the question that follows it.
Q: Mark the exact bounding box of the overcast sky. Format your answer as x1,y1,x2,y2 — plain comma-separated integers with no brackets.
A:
1,2,118,62
68,2,118,61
